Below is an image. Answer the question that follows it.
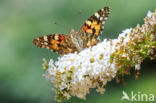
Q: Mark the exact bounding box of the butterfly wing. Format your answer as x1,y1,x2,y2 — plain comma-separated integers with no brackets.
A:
33,34,78,55
78,6,110,47
33,7,110,55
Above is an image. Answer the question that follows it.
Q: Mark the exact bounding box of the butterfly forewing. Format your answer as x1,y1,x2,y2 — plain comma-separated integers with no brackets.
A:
33,34,77,55
80,7,110,36
78,7,110,47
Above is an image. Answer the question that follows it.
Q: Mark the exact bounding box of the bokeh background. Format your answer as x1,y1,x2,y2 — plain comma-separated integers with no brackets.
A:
0,0,156,103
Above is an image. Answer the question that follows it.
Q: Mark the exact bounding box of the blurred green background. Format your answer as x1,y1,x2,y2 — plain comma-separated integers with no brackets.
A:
0,0,156,103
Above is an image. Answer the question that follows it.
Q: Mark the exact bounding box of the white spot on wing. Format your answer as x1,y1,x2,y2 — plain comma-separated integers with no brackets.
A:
44,42,48,45
94,12,100,18
42,45,45,48
100,31,103,34
36,38,39,40
44,36,48,41
100,17,103,21
104,17,108,20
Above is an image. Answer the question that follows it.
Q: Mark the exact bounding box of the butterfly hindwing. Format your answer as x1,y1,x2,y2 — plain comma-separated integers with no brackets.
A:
33,34,77,55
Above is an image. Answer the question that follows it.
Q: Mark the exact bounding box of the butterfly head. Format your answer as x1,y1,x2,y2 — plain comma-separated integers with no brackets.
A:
70,29,78,35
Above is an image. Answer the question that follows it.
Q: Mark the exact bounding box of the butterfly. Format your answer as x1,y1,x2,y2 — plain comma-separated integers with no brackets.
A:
33,7,110,55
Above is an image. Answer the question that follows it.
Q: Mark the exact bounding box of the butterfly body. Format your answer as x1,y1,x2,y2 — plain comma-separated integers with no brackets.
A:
33,7,110,55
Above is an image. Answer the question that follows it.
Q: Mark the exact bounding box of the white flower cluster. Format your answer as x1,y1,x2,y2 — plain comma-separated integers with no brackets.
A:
42,10,156,102
43,28,132,100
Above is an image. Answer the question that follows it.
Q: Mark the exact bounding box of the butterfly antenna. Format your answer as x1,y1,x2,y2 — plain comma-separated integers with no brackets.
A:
73,8,92,30
72,10,84,31
52,20,72,34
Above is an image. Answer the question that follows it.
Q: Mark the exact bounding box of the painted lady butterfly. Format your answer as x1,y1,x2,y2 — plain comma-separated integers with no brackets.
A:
33,7,110,55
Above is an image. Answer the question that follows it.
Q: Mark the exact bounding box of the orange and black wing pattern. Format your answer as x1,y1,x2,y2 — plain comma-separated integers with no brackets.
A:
80,7,110,36
33,34,77,55
78,7,110,46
